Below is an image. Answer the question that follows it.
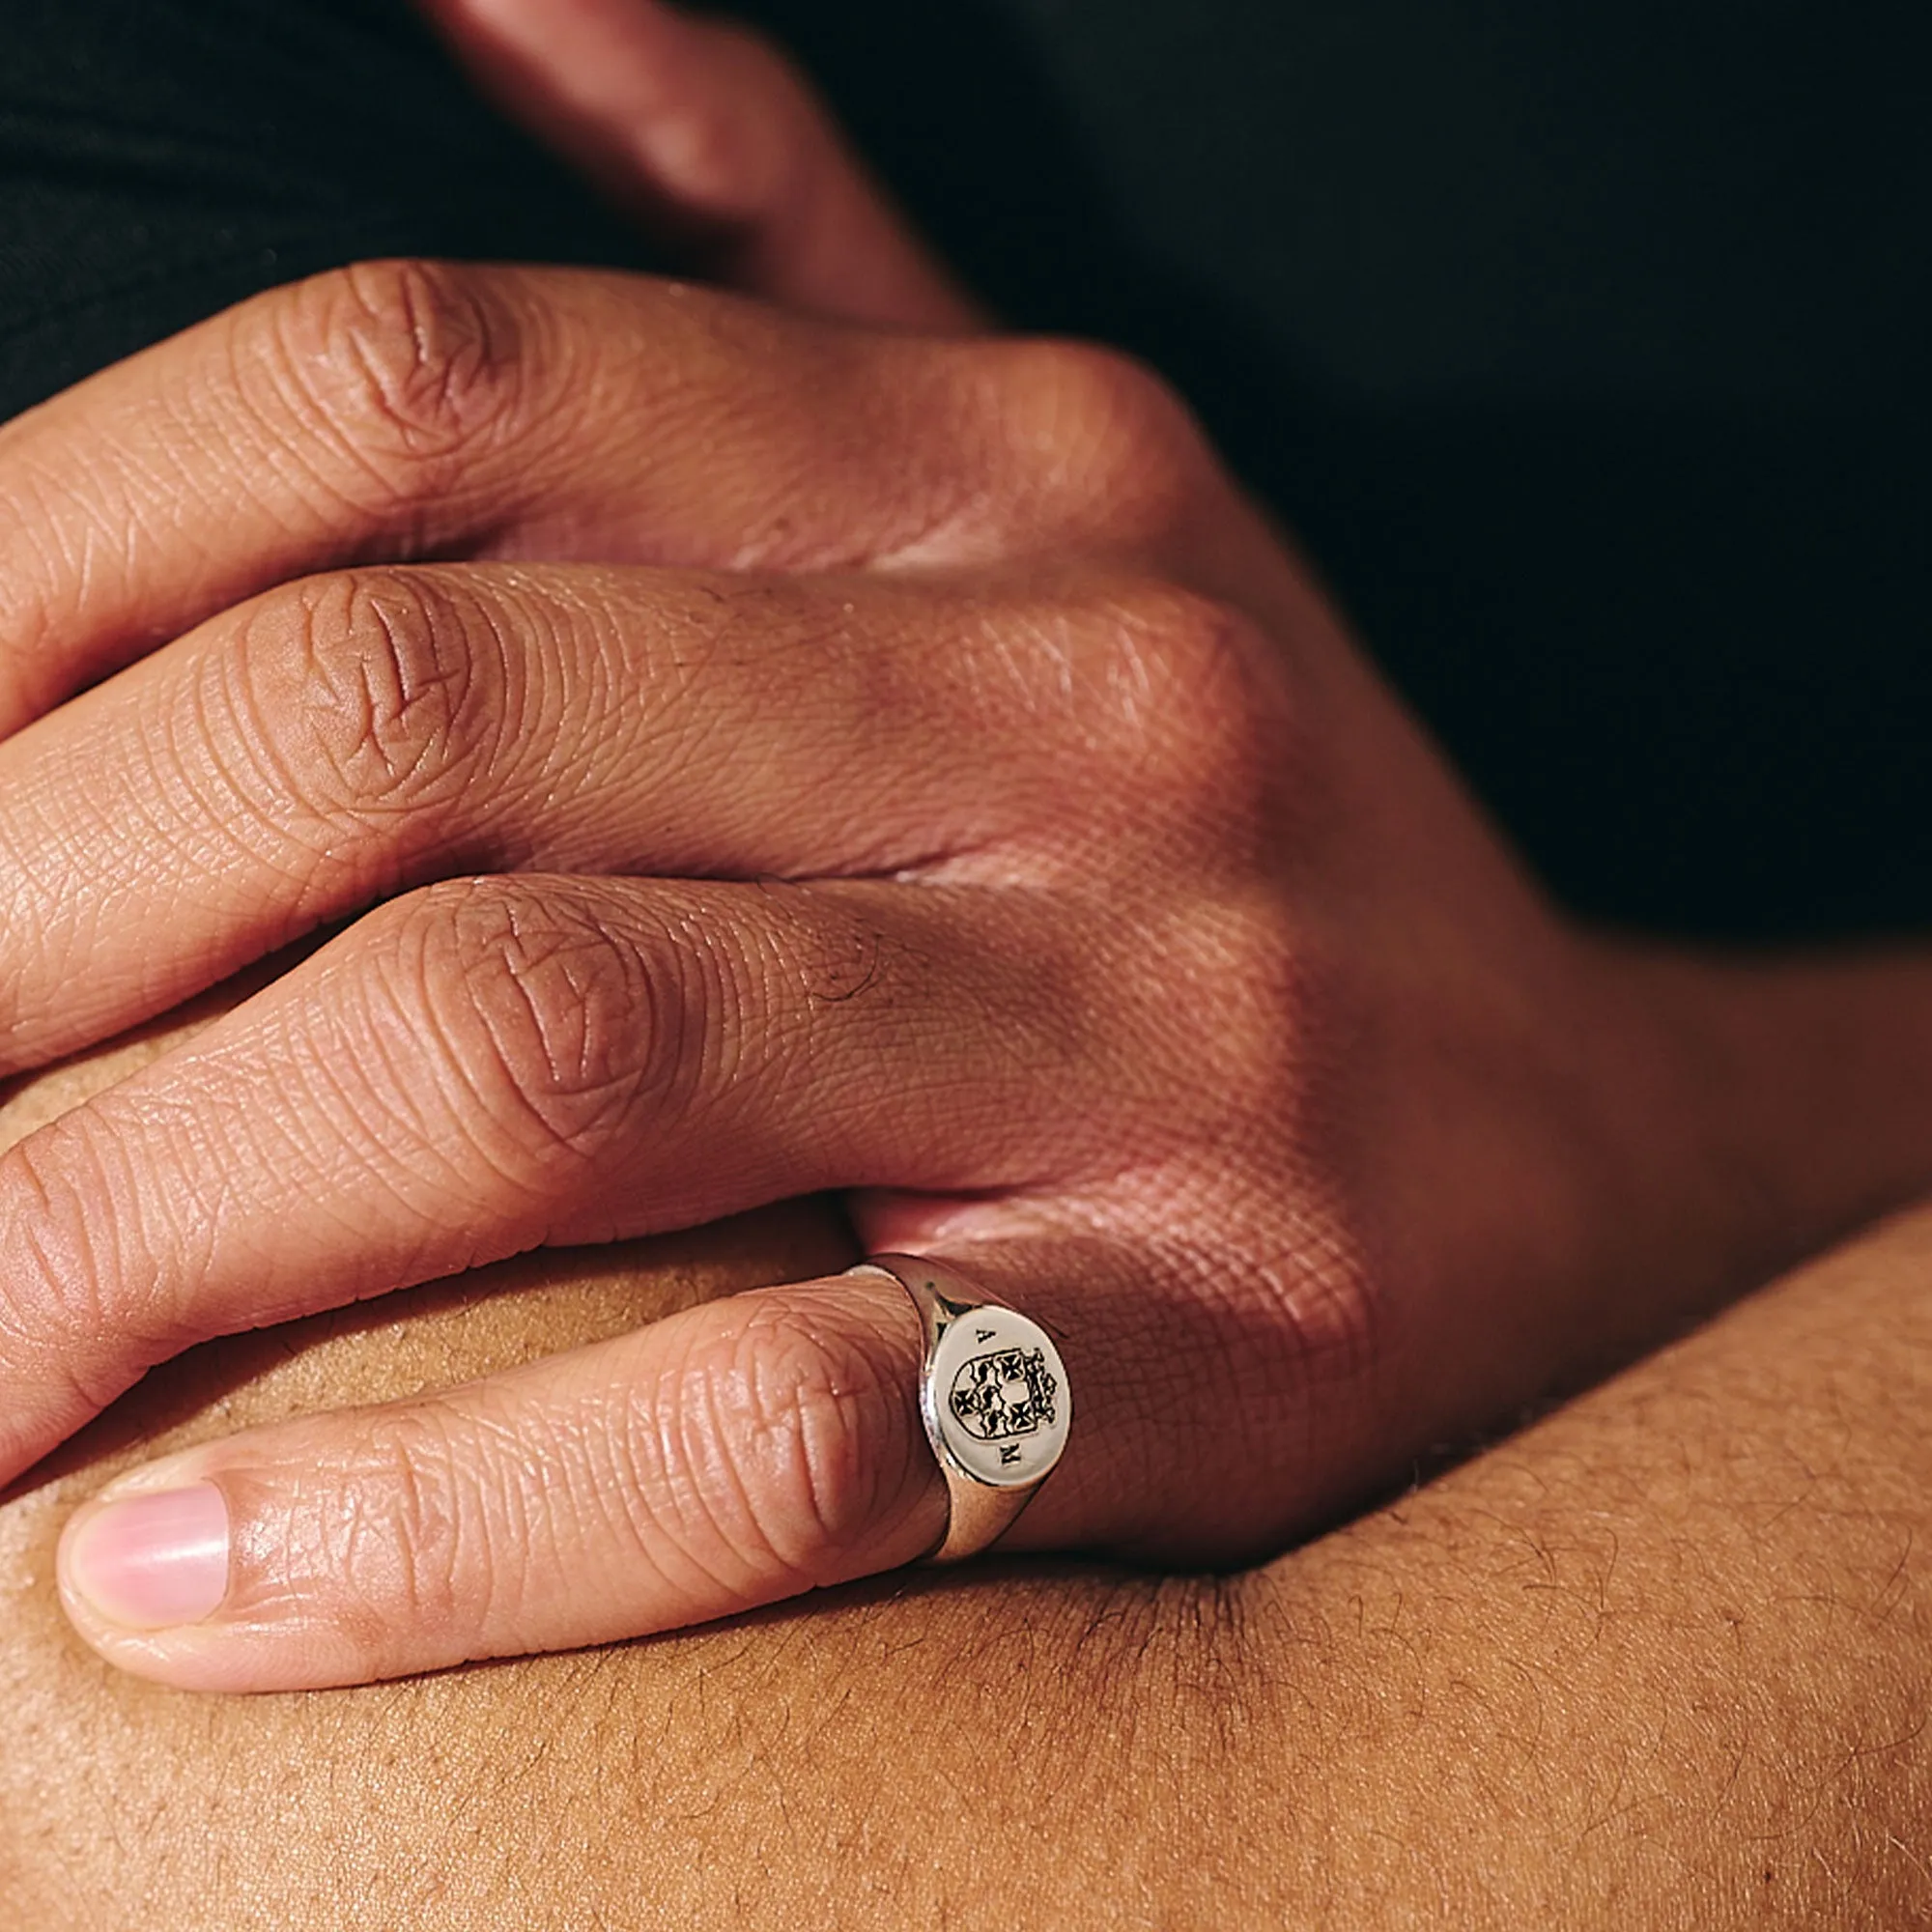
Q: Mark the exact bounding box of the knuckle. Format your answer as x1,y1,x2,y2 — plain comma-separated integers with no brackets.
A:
237,567,507,827
0,1125,183,1417
976,336,1212,546
377,881,684,1188
639,1299,918,1586
263,259,529,496
300,1404,481,1647
0,1145,102,1373
1173,897,1337,1105
1060,581,1293,839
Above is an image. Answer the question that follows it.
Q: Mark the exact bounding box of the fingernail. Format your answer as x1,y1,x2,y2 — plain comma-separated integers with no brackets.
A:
63,1482,231,1630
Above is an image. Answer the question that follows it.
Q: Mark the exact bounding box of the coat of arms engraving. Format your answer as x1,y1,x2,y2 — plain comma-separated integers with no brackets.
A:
949,1347,1059,1441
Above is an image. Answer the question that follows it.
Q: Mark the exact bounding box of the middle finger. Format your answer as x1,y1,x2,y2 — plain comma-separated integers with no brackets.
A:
0,559,1146,1069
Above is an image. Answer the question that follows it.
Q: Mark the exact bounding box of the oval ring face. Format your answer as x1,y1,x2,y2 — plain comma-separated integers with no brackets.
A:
923,1304,1071,1490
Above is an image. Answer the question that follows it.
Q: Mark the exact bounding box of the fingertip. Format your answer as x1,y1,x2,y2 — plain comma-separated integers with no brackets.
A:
60,1479,231,1633
55,1462,271,1692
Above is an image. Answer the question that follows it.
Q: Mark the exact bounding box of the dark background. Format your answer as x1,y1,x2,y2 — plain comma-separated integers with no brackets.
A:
2,0,1926,938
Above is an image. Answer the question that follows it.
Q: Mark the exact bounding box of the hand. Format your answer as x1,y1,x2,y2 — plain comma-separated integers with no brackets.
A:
5,20,1930,1696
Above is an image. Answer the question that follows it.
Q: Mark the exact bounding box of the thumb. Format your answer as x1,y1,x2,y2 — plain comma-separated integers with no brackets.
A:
415,0,983,329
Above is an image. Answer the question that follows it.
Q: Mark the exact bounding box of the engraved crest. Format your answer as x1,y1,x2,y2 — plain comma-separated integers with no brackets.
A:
949,1346,1059,1441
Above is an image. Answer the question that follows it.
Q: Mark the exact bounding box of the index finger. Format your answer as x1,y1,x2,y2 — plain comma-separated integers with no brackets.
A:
0,259,1017,733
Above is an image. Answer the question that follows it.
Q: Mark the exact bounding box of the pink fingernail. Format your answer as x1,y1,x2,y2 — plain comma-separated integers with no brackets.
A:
64,1482,231,1630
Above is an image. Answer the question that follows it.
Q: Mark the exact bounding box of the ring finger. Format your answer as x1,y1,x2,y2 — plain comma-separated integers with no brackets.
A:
56,1216,1188,1691
0,559,1131,1069
0,869,1111,1487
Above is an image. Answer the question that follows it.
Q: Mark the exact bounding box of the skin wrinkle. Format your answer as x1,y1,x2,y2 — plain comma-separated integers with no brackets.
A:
740,1292,922,1571
685,1299,892,1591
282,260,536,505
327,938,503,1211
448,1379,582,1646
296,574,494,818
662,1346,795,1607
534,1401,643,1633
351,887,616,1217
437,888,668,1178
249,329,443,554
325,1410,470,1648
223,1025,437,1258
172,644,334,913
239,1008,468,1269
0,1130,159,1381
495,578,614,839
0,193,1927,1896
469,1389,569,1645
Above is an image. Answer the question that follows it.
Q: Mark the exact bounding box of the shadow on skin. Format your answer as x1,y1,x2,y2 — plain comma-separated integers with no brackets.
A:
4,981,1932,1925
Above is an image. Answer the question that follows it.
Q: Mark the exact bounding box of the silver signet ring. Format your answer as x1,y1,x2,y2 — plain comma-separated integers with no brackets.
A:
846,1255,1072,1565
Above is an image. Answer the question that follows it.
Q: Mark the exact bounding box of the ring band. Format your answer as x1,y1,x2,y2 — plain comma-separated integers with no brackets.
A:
846,1254,1071,1564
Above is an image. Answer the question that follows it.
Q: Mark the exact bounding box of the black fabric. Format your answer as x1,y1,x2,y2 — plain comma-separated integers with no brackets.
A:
1,0,1926,939
0,0,658,409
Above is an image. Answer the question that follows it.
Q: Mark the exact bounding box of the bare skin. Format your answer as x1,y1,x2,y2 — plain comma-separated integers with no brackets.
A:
0,0,1922,1709
4,1004,1929,1929
3,10,1927,1919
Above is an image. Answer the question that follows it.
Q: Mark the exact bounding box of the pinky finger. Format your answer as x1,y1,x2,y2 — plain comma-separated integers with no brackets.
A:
57,1272,944,1691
